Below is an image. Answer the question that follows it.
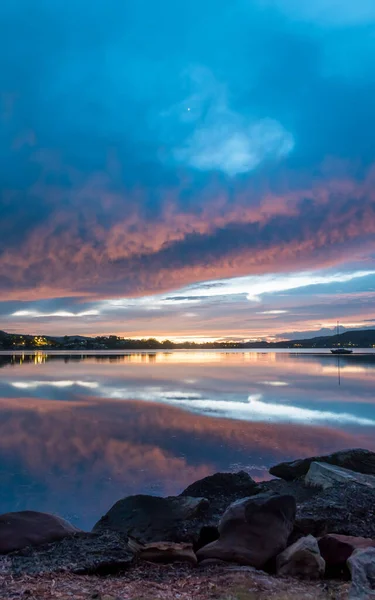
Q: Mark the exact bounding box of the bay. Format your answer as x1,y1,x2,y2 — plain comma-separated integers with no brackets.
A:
0,350,374,529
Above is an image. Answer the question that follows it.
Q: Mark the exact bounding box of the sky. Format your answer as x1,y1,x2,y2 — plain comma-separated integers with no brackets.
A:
1,0,375,341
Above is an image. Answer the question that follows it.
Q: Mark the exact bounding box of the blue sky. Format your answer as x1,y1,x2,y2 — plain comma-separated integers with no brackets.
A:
1,0,375,340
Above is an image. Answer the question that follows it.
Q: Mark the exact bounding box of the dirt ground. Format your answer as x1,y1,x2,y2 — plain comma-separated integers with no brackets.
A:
0,564,350,600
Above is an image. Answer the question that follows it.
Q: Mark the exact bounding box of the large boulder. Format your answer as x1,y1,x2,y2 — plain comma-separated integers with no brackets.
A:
93,495,210,545
348,547,375,599
196,492,296,568
305,462,375,490
270,449,375,481
319,534,375,568
295,483,375,539
276,535,325,580
0,531,135,575
0,511,80,554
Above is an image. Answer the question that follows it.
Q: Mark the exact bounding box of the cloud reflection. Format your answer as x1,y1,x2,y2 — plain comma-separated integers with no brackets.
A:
0,352,374,529
11,380,99,389
155,393,375,426
0,396,373,529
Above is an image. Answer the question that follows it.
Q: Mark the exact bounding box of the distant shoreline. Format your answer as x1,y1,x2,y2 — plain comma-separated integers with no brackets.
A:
2,348,375,356
1,328,375,351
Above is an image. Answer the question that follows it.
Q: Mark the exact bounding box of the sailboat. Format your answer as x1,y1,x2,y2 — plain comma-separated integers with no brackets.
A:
331,321,353,354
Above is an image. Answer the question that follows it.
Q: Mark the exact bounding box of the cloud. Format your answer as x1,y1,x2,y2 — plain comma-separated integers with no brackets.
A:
164,269,375,303
12,309,99,318
165,68,294,175
257,310,288,315
175,118,293,176
1,166,375,303
258,381,289,387
161,67,294,176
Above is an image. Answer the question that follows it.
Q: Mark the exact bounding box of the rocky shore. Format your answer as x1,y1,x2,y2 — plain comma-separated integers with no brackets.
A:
1,448,375,599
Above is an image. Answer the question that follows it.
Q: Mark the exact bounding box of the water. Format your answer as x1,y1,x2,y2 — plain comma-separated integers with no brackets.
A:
0,350,374,530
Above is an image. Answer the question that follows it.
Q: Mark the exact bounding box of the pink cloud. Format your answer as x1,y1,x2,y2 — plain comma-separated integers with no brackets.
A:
1,162,375,301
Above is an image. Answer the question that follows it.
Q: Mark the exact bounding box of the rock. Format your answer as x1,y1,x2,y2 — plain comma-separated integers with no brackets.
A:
93,495,210,545
305,462,375,490
276,535,325,579
348,547,375,599
180,472,260,549
0,531,135,575
270,448,375,481
295,483,375,539
258,478,319,504
319,534,375,568
136,541,197,565
180,471,259,515
0,511,80,554
196,492,296,568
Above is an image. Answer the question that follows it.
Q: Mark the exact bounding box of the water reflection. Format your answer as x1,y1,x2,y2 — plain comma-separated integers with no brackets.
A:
0,351,374,529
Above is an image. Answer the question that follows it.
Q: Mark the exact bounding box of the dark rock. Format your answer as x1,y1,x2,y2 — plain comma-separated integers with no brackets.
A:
270,449,375,481
180,472,260,548
319,534,375,568
0,531,135,575
305,462,375,490
348,547,375,599
276,535,325,579
0,511,80,554
258,478,319,504
180,471,259,512
196,492,296,568
93,495,210,545
295,483,375,539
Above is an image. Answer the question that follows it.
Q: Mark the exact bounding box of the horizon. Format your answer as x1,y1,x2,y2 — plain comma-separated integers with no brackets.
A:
2,1,375,339
3,325,375,345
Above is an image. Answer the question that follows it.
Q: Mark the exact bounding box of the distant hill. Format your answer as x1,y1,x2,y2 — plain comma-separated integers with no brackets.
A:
49,335,91,342
0,328,374,350
273,329,375,349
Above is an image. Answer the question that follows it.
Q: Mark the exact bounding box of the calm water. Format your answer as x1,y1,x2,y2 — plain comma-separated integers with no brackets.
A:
0,350,374,530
